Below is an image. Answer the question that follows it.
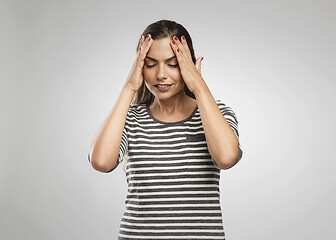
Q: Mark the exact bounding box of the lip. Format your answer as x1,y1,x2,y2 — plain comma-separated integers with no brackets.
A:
154,84,173,92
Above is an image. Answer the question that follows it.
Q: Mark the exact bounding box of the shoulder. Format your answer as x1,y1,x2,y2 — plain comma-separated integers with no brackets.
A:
215,99,226,107
127,102,147,115
215,99,238,116
215,99,230,111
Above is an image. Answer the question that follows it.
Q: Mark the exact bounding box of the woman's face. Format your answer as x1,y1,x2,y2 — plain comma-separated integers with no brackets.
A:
143,37,185,101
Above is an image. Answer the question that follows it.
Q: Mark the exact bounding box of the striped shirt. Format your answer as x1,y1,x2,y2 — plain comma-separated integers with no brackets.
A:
93,99,243,239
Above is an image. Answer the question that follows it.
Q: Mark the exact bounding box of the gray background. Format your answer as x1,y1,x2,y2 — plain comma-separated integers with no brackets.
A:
1,0,335,239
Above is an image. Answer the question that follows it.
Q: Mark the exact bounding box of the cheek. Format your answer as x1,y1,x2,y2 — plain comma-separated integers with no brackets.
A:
170,68,183,81
143,68,152,81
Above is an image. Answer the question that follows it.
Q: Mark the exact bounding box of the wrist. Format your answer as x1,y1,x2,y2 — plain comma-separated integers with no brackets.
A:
193,81,208,97
123,83,137,95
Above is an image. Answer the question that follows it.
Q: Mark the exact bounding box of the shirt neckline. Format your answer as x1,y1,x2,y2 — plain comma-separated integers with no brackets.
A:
145,103,199,125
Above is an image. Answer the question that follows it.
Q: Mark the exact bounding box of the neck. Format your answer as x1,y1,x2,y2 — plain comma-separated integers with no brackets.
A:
151,92,193,114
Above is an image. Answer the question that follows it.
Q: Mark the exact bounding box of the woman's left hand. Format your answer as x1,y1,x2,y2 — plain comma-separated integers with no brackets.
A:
170,35,205,94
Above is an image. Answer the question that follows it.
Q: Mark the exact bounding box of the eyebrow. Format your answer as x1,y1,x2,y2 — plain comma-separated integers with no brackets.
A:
145,56,176,62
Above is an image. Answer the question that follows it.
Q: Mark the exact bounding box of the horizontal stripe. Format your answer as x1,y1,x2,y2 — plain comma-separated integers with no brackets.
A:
121,217,223,224
123,212,223,218
124,192,220,198
119,229,225,236
125,200,220,205
107,99,242,239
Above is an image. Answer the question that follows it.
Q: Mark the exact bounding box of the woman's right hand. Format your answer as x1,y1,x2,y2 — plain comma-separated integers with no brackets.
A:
125,34,153,93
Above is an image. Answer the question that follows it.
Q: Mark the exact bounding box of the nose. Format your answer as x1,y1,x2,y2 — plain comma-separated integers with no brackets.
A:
156,63,167,81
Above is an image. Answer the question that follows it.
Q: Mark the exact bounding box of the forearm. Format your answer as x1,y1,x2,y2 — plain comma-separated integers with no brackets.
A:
194,81,239,169
89,84,135,172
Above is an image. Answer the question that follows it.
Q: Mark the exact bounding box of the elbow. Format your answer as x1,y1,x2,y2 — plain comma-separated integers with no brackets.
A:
88,152,116,173
217,147,242,170
218,157,239,170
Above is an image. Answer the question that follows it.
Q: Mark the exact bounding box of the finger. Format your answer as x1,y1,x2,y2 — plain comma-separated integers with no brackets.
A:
195,56,203,73
172,36,184,54
139,34,153,61
170,37,183,63
180,35,192,59
143,34,153,53
137,34,145,53
172,35,193,63
135,34,153,71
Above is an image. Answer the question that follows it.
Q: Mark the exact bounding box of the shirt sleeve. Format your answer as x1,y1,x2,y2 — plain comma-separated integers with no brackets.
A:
216,99,243,166
105,126,128,173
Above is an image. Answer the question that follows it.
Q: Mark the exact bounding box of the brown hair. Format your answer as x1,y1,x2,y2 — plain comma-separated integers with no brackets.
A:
132,19,197,105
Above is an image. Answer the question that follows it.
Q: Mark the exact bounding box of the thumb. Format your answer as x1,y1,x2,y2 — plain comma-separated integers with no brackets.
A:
195,57,203,73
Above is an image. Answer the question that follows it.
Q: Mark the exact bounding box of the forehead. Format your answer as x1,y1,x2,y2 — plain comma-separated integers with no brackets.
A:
146,37,175,60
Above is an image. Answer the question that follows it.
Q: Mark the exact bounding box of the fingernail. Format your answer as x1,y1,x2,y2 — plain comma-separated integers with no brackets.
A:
182,35,185,41
140,35,143,39
147,34,151,41
201,57,204,61
173,36,178,41
172,39,175,45
177,48,180,53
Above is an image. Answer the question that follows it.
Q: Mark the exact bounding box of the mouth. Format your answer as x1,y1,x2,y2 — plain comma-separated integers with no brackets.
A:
154,84,173,91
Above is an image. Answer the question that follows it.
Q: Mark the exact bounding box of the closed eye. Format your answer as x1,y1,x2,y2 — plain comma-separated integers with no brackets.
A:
145,64,178,68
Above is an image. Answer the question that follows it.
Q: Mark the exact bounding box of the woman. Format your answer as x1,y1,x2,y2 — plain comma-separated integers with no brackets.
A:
88,19,243,239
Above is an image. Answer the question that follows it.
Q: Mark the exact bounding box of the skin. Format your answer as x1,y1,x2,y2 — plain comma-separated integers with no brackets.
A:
128,33,240,169
89,33,240,173
143,37,201,121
